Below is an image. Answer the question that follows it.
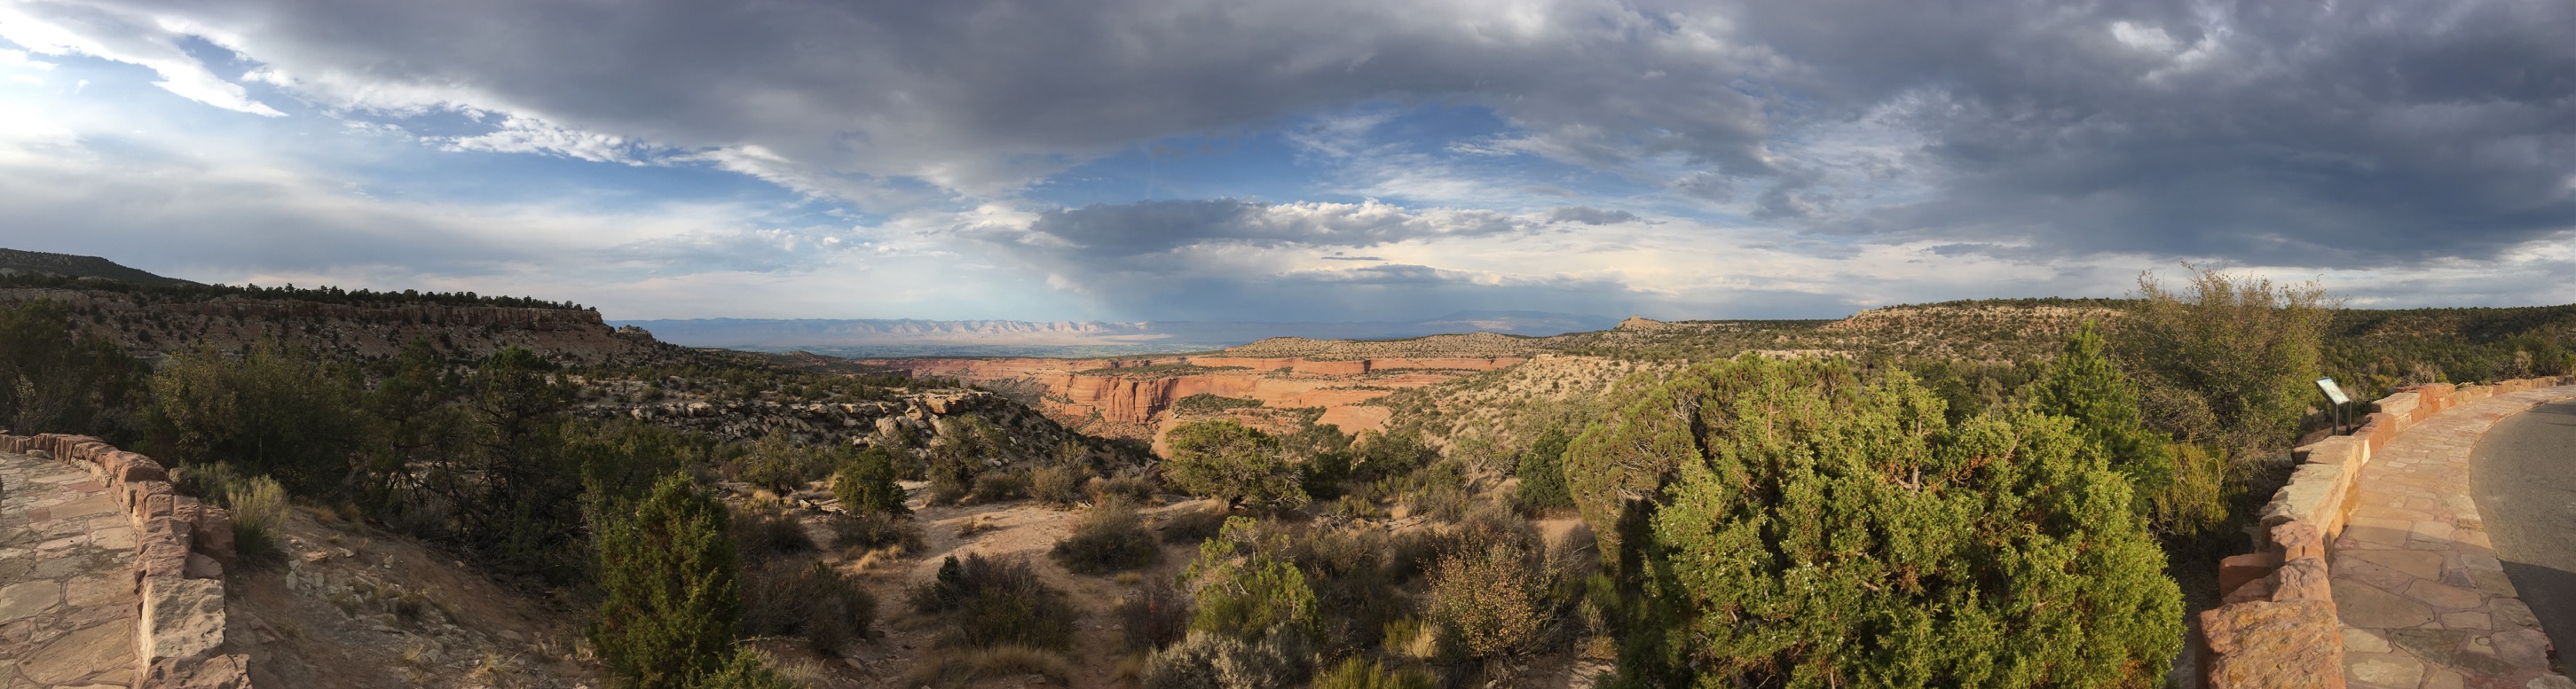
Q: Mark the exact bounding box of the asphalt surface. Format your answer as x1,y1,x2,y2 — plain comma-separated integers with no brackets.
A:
2471,397,2576,667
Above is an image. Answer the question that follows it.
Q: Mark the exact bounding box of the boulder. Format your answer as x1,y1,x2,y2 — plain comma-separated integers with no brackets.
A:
2201,599,2345,689
139,576,228,662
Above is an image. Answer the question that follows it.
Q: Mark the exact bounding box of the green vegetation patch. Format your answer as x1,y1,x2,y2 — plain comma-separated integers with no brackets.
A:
1072,362,1252,378
1174,393,1265,414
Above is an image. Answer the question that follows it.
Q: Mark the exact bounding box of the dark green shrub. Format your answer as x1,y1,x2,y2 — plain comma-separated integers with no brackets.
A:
0,301,141,442
743,560,876,653
831,447,910,516
1351,431,1433,480
734,435,832,495
1175,393,1265,414
729,500,813,559
908,554,1079,650
1511,427,1573,512
146,342,368,496
590,474,740,689
2034,324,2224,538
926,453,979,506
1049,497,1159,575
692,646,797,689
1303,453,1353,503
1184,517,1317,643
1162,420,1307,510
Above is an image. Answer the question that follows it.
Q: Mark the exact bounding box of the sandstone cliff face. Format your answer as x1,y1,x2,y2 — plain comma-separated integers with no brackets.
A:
871,352,1525,447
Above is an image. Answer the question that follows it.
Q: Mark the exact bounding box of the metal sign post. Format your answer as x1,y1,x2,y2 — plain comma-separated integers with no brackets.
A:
2316,378,2351,435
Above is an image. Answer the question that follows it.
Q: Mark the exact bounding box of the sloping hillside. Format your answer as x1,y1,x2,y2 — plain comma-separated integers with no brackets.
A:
0,247,199,286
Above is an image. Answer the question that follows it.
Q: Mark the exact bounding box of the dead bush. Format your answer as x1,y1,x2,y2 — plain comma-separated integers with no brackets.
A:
1029,464,1088,506
1088,474,1159,504
1117,577,1193,653
1050,497,1160,575
1138,630,1314,689
831,511,924,554
1427,538,1543,659
899,646,1075,686
729,499,814,559
967,471,1028,504
1158,505,1229,545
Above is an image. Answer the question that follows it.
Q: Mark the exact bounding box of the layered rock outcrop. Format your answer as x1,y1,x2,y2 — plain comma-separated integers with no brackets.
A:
874,352,1524,444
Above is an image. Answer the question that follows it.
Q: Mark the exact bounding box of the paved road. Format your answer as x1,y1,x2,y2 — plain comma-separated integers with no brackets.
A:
2472,398,2576,671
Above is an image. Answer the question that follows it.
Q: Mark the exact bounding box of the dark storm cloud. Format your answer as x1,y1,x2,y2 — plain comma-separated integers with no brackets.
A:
18,0,1780,194
1729,0,2576,265
1009,200,1534,258
12,0,2575,321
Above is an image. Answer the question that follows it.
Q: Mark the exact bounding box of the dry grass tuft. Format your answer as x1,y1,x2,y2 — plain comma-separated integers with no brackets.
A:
898,646,1075,686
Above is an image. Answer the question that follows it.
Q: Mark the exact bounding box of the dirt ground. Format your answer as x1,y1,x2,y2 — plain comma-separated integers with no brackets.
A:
224,482,1605,689
228,507,599,689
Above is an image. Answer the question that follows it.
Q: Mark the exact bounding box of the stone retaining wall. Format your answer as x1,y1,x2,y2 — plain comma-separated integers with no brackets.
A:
0,433,252,688
2198,375,2576,688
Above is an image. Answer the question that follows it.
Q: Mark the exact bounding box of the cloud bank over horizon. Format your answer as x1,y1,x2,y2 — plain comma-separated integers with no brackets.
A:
2,0,2572,321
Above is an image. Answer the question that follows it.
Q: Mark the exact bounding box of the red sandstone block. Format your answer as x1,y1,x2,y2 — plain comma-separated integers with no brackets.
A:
110,451,168,484
2201,599,2345,689
2218,552,2281,599
136,539,190,579
142,515,195,553
141,482,176,520
192,506,235,567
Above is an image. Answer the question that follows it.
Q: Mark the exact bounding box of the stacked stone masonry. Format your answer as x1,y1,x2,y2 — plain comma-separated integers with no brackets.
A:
2200,376,2576,689
0,433,251,688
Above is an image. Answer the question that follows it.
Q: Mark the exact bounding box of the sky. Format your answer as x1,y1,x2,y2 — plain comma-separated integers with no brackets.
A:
1,0,2572,322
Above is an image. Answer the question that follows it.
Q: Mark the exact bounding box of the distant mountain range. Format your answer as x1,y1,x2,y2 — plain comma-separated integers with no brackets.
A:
0,248,197,286
611,312,1622,357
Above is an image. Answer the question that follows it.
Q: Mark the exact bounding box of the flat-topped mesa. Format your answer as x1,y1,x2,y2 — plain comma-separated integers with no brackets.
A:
1222,331,1542,359
0,286,666,364
872,348,1529,443
1615,315,1667,332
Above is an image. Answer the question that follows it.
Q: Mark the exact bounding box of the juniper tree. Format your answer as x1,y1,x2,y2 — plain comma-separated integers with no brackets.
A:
1162,420,1309,510
832,445,910,516
591,473,742,689
1569,356,2182,688
2030,323,2223,536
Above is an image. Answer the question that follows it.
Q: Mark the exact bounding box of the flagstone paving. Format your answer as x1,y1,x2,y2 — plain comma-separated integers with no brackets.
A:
2336,386,2576,689
0,450,139,688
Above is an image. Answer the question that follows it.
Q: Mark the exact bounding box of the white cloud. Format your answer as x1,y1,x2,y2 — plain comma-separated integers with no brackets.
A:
0,3,283,116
